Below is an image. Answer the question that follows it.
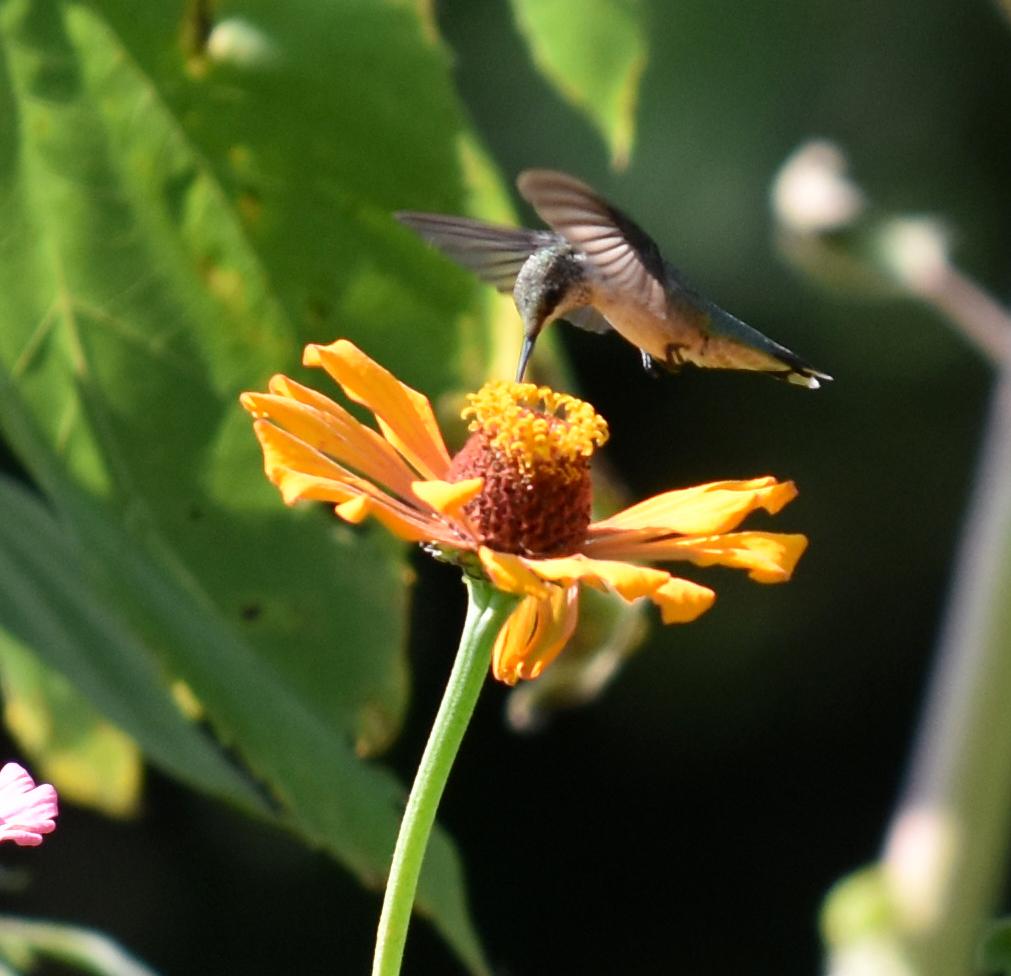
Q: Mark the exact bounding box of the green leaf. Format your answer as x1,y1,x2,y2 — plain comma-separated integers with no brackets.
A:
979,918,1011,974
0,474,266,814
0,469,489,973
0,0,472,752
0,0,494,969
510,0,648,168
0,630,143,819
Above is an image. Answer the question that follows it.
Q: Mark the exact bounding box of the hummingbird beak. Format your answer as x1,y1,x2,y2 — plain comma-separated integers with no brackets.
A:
515,333,537,382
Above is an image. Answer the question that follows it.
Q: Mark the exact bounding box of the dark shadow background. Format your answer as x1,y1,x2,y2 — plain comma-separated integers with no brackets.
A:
3,0,1011,973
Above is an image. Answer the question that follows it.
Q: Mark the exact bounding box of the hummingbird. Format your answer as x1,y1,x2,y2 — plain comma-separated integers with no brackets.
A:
396,169,831,388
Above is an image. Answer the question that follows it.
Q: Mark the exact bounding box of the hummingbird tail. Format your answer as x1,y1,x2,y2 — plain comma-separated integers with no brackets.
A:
783,365,833,389
706,303,834,390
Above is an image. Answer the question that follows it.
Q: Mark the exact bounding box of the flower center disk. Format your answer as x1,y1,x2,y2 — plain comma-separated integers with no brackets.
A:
447,381,608,557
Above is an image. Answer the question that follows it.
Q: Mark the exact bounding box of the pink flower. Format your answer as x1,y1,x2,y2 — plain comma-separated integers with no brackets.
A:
0,763,58,847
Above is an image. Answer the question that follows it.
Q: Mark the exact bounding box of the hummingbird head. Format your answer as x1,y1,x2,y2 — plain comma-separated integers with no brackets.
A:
513,245,590,329
512,245,590,379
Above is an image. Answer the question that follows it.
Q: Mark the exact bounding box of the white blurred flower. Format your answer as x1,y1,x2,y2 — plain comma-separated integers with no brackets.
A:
882,805,957,932
207,18,280,70
772,141,866,233
877,217,950,291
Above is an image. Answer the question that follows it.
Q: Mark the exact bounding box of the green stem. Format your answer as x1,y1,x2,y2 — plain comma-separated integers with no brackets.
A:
371,579,517,976
0,915,159,976
882,372,1011,975
825,277,1011,974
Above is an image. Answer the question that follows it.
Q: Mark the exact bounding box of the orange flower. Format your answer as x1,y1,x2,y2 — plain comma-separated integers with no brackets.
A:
241,340,807,685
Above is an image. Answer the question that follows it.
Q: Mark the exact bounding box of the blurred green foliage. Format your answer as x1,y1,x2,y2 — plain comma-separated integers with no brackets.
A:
510,0,647,168
980,917,1011,975
0,0,650,969
0,0,1010,974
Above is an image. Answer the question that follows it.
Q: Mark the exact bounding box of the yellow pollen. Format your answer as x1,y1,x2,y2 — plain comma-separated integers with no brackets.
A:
461,381,608,475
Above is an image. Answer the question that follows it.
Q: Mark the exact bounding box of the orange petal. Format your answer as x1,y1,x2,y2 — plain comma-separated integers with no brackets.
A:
652,577,716,623
251,421,459,543
261,465,357,507
304,340,451,481
478,548,553,599
589,478,798,537
491,586,579,685
334,495,447,543
252,419,361,500
523,553,672,600
598,531,809,583
411,478,484,520
524,553,716,623
241,386,417,499
334,496,370,523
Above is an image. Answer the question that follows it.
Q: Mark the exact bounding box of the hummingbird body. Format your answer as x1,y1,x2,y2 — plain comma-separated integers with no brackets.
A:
396,170,831,388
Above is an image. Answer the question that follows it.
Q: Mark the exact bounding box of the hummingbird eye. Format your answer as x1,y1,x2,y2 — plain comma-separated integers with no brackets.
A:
536,282,566,323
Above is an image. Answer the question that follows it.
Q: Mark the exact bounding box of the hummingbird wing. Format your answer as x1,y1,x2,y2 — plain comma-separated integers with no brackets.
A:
516,170,668,314
395,212,559,293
